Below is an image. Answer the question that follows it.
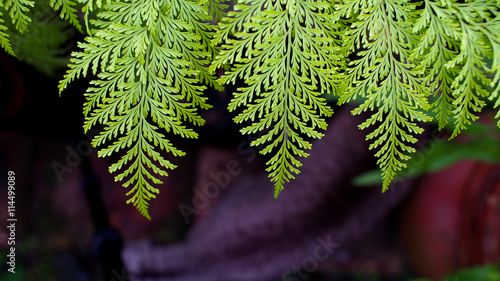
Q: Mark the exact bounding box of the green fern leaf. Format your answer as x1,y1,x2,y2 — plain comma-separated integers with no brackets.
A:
203,0,229,23
445,0,494,138
76,0,112,33
175,0,222,90
59,0,212,219
466,1,500,126
337,0,431,191
2,0,34,33
214,0,342,196
411,0,460,130
50,0,83,33
0,10,15,56
76,0,111,15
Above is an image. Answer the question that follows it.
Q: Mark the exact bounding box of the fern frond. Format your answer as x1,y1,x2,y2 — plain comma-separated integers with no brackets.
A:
411,0,460,130
445,0,493,138
50,0,83,33
471,1,500,125
77,0,111,14
2,0,34,33
60,0,212,218
0,10,15,56
338,0,431,191
76,0,112,33
214,0,342,196
209,0,267,72
484,16,500,100
203,0,229,23
174,0,222,90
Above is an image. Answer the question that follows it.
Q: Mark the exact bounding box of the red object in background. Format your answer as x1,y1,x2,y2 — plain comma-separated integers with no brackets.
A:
401,160,500,280
458,162,500,266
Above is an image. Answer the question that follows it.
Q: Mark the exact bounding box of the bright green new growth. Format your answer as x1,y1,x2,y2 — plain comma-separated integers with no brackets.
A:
0,12,14,56
213,0,342,196
58,0,216,219
0,0,499,218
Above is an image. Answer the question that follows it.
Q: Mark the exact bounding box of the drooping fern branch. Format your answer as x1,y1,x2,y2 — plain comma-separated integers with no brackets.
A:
58,0,215,219
0,10,15,56
0,0,34,55
411,0,500,134
213,0,343,196
2,0,34,33
411,0,460,130
445,0,496,138
0,0,499,218
49,0,84,33
336,0,500,191
336,0,432,191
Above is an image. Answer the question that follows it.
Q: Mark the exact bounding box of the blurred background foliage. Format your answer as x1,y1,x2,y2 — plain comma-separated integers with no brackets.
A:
0,1,73,77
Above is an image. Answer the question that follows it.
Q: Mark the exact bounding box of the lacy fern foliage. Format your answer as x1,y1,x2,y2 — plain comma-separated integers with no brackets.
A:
58,0,214,218
213,0,342,196
336,0,499,190
336,0,432,191
0,0,34,55
1,0,499,218
412,0,499,138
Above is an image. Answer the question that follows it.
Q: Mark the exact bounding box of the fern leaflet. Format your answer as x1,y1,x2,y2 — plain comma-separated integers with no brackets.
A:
50,0,83,33
446,0,494,138
0,10,14,56
2,0,34,33
337,0,431,191
411,0,460,130
214,0,342,196
59,0,212,219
